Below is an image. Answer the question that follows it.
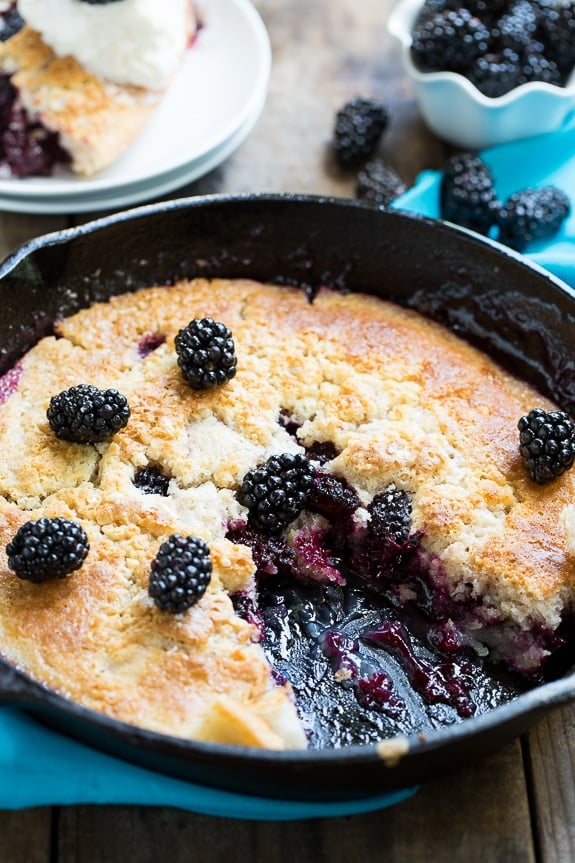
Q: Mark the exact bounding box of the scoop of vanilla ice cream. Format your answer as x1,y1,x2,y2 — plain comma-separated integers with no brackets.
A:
17,0,193,90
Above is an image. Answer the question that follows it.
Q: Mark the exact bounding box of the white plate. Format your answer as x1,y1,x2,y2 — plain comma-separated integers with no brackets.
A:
0,0,271,198
0,94,265,213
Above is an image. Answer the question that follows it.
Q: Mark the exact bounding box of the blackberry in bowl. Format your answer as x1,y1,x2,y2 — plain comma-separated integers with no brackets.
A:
388,0,575,149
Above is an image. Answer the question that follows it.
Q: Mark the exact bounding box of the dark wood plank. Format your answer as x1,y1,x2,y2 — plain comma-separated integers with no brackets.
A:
0,808,52,863
526,703,575,863
55,741,534,863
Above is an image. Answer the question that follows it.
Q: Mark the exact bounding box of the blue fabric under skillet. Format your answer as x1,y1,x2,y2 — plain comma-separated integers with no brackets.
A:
393,111,575,290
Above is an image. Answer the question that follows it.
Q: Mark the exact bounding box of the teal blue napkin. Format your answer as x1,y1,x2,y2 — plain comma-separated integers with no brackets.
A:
3,114,575,819
393,111,575,289
0,707,415,818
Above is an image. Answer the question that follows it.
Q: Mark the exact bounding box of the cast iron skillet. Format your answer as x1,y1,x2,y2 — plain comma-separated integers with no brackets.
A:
0,193,574,801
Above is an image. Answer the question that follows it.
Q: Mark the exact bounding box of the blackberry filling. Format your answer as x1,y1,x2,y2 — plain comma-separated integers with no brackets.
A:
229,470,532,745
235,576,523,748
308,472,361,526
0,73,69,178
137,332,166,358
227,522,297,579
133,466,170,496
0,361,22,406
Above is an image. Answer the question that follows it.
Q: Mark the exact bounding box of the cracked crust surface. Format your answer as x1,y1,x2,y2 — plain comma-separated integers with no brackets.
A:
0,277,574,744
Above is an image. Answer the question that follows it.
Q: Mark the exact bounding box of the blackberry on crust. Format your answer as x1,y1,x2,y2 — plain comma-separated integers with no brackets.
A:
368,486,412,546
47,384,130,443
6,517,89,582
0,7,23,42
174,317,237,391
148,534,212,613
518,408,575,484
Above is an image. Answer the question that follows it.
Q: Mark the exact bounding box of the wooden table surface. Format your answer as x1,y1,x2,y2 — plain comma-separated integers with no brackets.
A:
1,1,574,861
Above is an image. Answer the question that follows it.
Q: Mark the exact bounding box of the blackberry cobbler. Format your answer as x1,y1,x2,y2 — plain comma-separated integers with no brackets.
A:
0,277,574,749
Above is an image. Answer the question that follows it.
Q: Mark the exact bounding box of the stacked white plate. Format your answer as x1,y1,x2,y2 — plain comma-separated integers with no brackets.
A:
0,0,271,214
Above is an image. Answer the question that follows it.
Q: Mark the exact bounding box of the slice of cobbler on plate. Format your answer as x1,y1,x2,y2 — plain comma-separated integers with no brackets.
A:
0,0,196,177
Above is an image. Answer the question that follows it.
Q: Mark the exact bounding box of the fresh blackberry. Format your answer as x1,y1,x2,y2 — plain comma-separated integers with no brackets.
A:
443,151,487,178
355,160,407,207
492,1,539,53
465,0,508,23
238,453,316,534
414,0,456,21
148,534,212,613
410,8,490,73
349,486,417,579
174,317,237,390
6,517,89,583
0,7,24,41
517,45,562,86
333,97,389,168
416,0,506,27
518,408,575,484
133,466,170,496
497,186,570,251
47,384,130,443
307,471,361,523
368,486,412,546
539,3,575,75
468,48,521,96
440,154,499,235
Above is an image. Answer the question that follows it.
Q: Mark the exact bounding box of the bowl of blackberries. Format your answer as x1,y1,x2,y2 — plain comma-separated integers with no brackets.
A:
388,0,575,149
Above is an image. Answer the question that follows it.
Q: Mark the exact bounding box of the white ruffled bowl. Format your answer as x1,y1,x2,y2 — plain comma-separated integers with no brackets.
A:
388,0,575,150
